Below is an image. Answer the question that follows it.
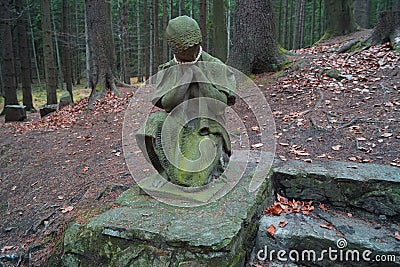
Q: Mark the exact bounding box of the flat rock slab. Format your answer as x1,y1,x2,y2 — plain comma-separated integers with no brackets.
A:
272,160,400,218
63,164,273,267
252,210,400,266
39,104,58,118
4,105,26,122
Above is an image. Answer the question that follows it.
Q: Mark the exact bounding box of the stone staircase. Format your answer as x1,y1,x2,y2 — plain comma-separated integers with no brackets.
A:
251,160,400,267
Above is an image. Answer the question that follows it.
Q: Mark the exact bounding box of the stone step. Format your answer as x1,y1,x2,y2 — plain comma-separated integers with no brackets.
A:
4,105,26,122
251,209,400,267
271,160,400,220
62,153,273,267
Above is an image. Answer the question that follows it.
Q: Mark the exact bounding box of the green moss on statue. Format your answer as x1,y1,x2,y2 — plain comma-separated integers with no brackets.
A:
135,16,236,187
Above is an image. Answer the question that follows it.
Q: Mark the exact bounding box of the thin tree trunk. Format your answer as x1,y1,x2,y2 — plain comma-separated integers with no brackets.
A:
1,0,19,110
41,0,58,105
85,3,90,88
200,0,207,50
310,0,316,44
299,0,306,47
149,1,153,77
16,0,34,110
122,0,131,83
227,0,231,58
74,0,82,85
292,0,300,49
162,0,168,63
319,0,324,37
28,10,41,84
394,0,400,11
62,0,74,102
282,0,288,48
154,0,160,70
51,1,63,90
137,0,142,82
144,0,150,79
180,0,185,15
278,0,282,44
212,0,227,61
191,0,195,17
288,0,294,49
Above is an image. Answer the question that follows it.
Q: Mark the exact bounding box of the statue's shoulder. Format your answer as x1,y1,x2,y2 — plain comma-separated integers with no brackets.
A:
201,51,223,64
158,60,175,71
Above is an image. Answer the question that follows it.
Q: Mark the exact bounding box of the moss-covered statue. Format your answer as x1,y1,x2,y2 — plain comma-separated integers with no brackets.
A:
136,16,236,187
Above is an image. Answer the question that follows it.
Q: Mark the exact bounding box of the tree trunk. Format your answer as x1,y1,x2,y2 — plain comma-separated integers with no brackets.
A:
299,0,306,47
137,0,143,82
85,0,118,106
51,1,63,90
212,0,227,61
180,0,185,15
227,0,286,75
121,0,131,84
154,0,160,70
199,0,207,51
16,0,34,110
310,0,316,45
74,0,82,86
227,0,231,58
282,0,288,48
371,11,400,50
324,0,356,37
162,0,168,63
288,0,294,49
62,0,74,102
41,0,58,105
149,1,153,76
143,0,150,79
353,0,371,29
1,0,19,111
394,0,400,11
319,0,324,36
28,10,41,83
292,0,301,49
277,0,282,44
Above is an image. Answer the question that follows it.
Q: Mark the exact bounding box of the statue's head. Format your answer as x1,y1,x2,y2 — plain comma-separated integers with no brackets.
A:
166,15,202,54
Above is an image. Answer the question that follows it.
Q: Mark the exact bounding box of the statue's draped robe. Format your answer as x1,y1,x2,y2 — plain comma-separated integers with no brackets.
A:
136,52,236,187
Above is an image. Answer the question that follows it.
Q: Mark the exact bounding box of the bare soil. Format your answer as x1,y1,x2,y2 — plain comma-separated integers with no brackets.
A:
0,30,399,266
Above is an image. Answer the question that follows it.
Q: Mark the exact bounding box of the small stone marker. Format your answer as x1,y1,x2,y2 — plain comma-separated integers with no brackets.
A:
39,104,58,118
4,105,26,122
59,92,73,109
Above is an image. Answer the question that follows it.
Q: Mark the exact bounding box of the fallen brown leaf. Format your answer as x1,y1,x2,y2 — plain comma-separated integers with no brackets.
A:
61,206,74,213
251,143,264,149
320,223,333,230
267,224,277,237
395,232,400,241
278,220,288,228
1,246,14,253
277,193,288,204
318,203,328,211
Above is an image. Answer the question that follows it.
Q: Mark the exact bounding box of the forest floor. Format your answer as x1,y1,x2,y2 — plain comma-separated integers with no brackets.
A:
0,29,399,266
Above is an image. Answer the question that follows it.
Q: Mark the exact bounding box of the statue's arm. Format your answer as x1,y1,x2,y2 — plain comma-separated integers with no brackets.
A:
161,85,189,112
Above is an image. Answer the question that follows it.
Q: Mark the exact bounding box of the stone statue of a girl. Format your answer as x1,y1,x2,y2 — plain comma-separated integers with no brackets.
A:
136,16,236,187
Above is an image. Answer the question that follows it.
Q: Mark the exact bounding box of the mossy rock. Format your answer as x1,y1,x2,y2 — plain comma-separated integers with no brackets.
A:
62,156,274,267
59,91,73,108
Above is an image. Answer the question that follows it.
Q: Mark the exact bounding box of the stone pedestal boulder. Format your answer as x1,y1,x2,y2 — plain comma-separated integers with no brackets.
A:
4,105,26,122
63,156,274,267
